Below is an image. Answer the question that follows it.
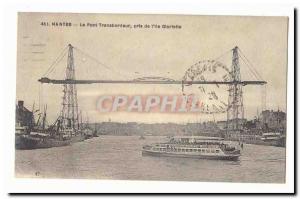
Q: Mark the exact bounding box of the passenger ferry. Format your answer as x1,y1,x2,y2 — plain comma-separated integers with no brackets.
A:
260,132,285,147
142,136,241,161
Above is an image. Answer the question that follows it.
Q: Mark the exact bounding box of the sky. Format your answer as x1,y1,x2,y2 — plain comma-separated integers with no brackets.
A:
17,13,288,124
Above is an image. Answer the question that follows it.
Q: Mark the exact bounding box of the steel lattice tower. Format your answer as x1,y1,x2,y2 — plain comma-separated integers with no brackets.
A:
227,46,244,131
60,44,80,132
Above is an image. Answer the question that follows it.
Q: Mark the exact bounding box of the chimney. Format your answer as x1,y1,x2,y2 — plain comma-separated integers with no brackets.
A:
18,100,24,108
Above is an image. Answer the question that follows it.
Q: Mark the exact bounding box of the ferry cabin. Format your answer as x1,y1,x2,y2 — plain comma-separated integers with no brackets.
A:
150,144,222,155
148,142,224,155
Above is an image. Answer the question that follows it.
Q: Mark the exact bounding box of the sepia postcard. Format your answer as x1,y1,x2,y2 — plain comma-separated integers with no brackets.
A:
15,12,289,185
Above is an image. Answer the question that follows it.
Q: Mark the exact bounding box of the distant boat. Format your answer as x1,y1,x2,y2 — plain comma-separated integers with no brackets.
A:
93,131,99,137
237,131,286,147
260,132,285,147
142,136,241,161
139,135,145,140
60,128,86,143
82,128,93,139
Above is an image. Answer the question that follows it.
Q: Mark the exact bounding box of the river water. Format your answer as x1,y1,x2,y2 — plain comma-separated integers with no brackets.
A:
15,136,285,183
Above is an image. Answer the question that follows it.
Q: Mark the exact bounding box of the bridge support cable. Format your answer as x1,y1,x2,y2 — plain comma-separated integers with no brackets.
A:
73,47,132,79
238,48,263,81
43,46,68,77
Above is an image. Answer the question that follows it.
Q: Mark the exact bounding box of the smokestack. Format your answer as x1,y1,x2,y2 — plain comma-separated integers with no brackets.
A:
18,100,24,108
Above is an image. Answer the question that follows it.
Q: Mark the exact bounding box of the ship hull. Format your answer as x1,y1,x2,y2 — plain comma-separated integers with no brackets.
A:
84,134,93,139
246,140,285,147
142,150,239,161
70,134,86,143
226,135,286,147
16,135,71,150
237,138,286,147
15,134,22,149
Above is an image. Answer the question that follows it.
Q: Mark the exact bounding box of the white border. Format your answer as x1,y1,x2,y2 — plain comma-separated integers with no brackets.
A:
0,0,295,194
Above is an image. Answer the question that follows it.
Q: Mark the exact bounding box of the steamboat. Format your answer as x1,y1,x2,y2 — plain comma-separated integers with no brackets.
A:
142,136,241,161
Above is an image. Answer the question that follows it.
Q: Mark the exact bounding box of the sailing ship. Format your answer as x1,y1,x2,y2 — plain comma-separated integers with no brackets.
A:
142,136,241,161
16,105,71,150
